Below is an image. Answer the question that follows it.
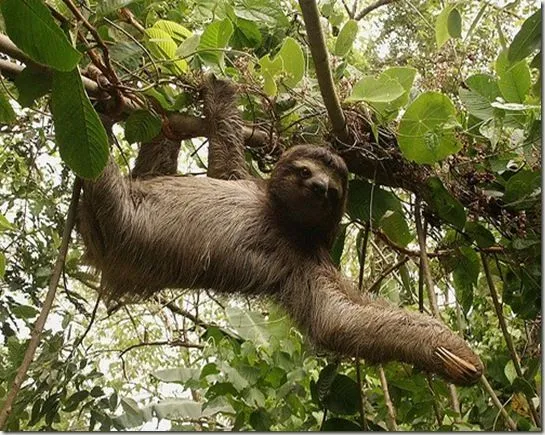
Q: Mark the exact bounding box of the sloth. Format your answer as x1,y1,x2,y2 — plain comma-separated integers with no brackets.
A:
78,76,483,386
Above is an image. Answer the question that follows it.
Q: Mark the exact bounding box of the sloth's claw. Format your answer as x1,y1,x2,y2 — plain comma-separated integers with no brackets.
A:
435,346,482,385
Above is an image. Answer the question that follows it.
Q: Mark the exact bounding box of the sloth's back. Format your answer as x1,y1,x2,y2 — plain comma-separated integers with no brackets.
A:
86,175,303,301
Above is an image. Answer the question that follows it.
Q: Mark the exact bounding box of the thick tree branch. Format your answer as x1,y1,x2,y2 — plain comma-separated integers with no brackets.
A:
0,179,81,430
298,0,350,143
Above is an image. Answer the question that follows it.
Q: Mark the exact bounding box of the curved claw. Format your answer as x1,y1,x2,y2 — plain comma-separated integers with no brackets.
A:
435,346,482,385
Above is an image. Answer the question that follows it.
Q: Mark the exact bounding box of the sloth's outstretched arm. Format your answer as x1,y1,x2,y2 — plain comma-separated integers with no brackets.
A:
203,76,249,180
281,265,483,386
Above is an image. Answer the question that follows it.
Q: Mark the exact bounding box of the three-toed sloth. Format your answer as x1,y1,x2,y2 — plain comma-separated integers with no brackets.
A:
78,76,483,386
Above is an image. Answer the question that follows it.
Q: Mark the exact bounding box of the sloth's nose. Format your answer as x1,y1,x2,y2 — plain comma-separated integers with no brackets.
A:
310,179,329,197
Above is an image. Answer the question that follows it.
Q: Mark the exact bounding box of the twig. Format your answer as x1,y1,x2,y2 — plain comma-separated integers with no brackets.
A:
376,230,504,258
298,0,350,144
0,179,82,430
67,294,101,361
340,0,354,18
414,198,460,418
479,376,518,430
425,375,444,426
119,339,204,358
378,365,397,430
355,359,368,430
355,0,398,20
62,0,120,85
357,221,370,290
481,253,540,427
367,256,408,293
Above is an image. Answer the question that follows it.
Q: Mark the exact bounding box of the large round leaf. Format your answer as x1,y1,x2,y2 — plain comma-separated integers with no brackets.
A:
398,92,460,164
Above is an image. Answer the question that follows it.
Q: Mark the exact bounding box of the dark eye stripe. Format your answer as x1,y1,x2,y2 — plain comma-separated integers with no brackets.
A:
300,167,311,178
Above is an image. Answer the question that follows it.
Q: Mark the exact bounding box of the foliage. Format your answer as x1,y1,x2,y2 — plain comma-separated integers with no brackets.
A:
0,0,541,431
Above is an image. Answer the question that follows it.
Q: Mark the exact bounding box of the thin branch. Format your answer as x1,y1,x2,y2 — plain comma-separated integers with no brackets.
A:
367,256,408,293
341,0,354,18
0,179,82,430
357,222,371,290
378,365,397,430
479,376,518,430
298,0,350,143
481,253,540,427
62,0,120,85
355,0,398,20
414,200,440,317
355,359,368,430
119,339,204,358
414,198,460,418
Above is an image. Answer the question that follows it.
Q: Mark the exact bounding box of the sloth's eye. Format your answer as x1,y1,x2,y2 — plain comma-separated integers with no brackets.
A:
300,167,311,178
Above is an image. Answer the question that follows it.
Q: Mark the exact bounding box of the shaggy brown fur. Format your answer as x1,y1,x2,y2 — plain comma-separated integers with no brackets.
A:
78,76,483,386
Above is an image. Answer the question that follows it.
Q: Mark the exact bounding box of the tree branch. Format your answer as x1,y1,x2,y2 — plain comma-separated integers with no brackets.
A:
481,253,540,427
355,0,398,20
298,0,350,143
0,179,81,430
415,199,461,418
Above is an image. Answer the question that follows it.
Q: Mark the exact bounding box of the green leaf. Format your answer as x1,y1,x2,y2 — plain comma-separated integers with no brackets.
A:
464,222,495,248
153,20,192,43
225,306,288,344
0,214,14,232
496,50,531,103
503,169,540,206
231,19,262,49
508,10,541,63
398,92,460,164
447,8,462,39
325,374,359,415
11,304,39,319
51,69,109,179
426,177,466,229
0,93,16,124
124,111,162,144
259,54,283,96
277,37,305,88
459,74,502,120
371,67,417,116
64,390,90,412
383,67,417,93
234,0,289,27
512,377,536,397
152,367,200,384
380,210,413,247
201,396,236,417
145,27,187,73
504,360,517,384
435,5,454,48
322,418,362,431
249,408,272,431
198,18,234,66
315,363,339,404
176,34,200,59
347,75,405,103
96,0,137,16
153,399,201,420
14,67,52,108
452,246,479,313
334,19,359,56
1,0,81,71
347,180,402,223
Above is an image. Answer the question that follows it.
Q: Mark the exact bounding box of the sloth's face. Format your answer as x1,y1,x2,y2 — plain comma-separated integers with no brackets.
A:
268,146,348,232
